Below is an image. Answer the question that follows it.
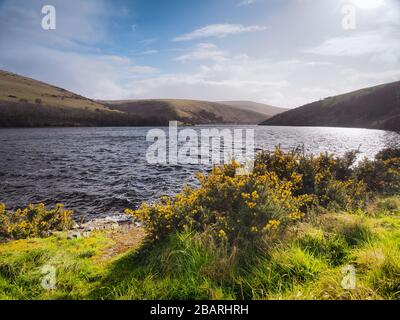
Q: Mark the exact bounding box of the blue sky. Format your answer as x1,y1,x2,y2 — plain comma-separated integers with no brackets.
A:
0,0,399,107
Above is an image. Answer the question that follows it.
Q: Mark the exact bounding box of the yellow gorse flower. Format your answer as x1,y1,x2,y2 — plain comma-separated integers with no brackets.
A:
124,146,375,244
218,229,227,239
0,203,73,240
0,203,5,215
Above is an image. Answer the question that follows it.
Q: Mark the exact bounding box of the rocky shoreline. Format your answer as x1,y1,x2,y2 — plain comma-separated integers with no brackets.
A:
66,216,143,240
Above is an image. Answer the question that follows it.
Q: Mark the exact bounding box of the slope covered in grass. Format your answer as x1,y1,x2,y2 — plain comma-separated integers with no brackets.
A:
0,70,144,127
218,100,288,118
102,99,270,125
261,81,400,131
0,70,109,112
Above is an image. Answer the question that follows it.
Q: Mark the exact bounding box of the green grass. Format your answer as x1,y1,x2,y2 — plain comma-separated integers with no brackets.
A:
0,232,110,299
0,196,400,300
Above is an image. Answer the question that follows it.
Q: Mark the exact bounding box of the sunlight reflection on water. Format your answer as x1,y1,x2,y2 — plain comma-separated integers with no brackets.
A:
0,126,398,219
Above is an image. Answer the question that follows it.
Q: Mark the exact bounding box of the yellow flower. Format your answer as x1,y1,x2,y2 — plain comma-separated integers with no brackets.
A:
289,211,303,220
263,219,281,231
18,220,29,229
0,203,5,215
241,192,251,200
251,191,259,200
124,208,135,215
218,229,227,239
246,201,256,209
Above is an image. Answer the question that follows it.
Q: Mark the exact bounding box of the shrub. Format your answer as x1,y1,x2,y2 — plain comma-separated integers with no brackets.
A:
126,161,311,245
0,203,74,240
323,179,367,211
355,148,400,195
255,147,367,210
126,147,398,248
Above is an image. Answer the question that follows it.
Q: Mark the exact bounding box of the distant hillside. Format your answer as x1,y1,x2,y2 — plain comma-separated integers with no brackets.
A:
102,99,270,125
261,81,400,132
0,70,146,127
218,100,288,117
0,70,272,127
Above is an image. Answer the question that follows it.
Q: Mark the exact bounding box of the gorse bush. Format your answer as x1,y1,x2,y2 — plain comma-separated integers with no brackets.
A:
126,147,399,246
355,148,400,195
0,203,74,240
255,148,367,210
126,161,311,244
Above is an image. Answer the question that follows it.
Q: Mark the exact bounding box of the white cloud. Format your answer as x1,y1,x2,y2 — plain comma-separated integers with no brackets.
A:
121,46,400,107
128,65,159,74
303,29,400,64
175,43,227,62
0,0,110,50
173,24,268,41
0,0,160,100
122,51,297,106
1,0,399,108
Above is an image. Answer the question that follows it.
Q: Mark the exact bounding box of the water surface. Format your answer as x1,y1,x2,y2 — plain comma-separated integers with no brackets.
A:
0,126,398,220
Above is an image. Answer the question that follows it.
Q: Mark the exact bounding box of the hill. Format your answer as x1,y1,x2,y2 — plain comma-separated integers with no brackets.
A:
0,70,273,127
218,100,288,117
101,99,271,125
0,70,146,127
261,81,400,131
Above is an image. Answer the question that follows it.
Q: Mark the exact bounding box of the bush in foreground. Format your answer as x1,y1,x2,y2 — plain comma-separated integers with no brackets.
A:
126,147,400,246
355,148,400,195
0,203,74,240
126,161,312,245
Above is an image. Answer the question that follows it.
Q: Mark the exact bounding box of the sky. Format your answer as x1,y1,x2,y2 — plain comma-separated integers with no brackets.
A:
0,0,399,108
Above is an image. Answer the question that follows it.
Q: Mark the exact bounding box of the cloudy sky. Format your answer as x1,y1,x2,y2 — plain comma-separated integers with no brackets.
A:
0,0,399,108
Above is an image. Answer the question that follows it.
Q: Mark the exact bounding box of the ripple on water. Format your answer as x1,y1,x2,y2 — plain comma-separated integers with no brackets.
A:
0,126,398,220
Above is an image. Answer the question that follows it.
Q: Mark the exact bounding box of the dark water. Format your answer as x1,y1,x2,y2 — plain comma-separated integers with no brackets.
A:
0,126,398,220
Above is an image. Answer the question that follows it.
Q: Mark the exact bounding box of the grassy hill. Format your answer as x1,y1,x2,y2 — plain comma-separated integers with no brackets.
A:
218,100,288,117
0,70,274,127
0,70,146,127
102,99,271,125
0,70,111,112
261,81,400,131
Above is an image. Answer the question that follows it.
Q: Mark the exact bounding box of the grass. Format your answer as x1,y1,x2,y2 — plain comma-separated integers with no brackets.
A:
0,196,399,300
0,70,111,112
102,98,268,125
